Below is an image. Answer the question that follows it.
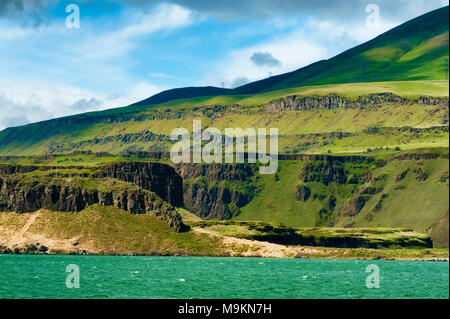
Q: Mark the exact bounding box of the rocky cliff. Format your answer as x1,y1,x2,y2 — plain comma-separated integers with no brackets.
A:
0,176,187,232
175,163,255,181
97,162,183,207
0,162,184,207
175,164,256,219
265,93,449,112
48,131,169,154
0,163,187,232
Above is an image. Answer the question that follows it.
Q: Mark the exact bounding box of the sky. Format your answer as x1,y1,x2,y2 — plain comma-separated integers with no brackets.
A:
0,0,448,130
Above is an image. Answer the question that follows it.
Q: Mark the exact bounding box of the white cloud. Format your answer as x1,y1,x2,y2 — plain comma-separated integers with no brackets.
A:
0,80,165,130
149,72,176,79
73,4,196,60
0,3,187,130
215,30,329,85
308,17,397,46
213,13,401,85
0,23,29,41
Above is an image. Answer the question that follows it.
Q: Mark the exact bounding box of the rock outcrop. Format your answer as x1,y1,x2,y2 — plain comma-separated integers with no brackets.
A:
415,96,449,108
344,195,371,216
300,162,348,185
176,164,256,220
175,163,255,181
48,131,169,154
0,162,185,208
97,162,183,207
295,185,311,202
0,162,188,232
183,180,252,219
265,93,449,112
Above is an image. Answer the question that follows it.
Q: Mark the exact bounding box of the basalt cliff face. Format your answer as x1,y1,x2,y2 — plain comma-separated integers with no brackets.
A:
265,93,449,112
0,161,257,223
97,162,183,207
48,131,169,154
175,164,256,219
176,163,255,181
182,181,253,219
0,163,187,232
0,162,184,207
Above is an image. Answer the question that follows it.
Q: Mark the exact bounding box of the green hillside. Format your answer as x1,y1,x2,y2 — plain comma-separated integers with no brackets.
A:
233,153,449,247
0,81,448,156
236,6,449,93
134,6,449,105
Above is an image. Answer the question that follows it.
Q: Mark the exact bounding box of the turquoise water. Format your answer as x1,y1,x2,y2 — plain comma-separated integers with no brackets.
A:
0,255,448,299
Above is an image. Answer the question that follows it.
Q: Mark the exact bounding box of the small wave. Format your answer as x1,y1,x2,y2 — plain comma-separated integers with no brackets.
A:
92,294,110,299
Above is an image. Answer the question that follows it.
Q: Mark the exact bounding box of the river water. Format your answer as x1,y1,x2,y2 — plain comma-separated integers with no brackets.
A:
0,255,448,299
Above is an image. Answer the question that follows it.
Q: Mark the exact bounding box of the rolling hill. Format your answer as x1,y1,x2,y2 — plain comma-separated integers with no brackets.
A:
134,6,449,106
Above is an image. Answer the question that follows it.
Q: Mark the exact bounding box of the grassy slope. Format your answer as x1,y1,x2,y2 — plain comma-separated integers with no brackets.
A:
233,6,449,94
234,157,449,247
191,220,431,248
1,205,448,259
0,205,223,256
0,81,448,156
137,80,450,109
191,221,449,259
131,6,449,104
342,158,449,247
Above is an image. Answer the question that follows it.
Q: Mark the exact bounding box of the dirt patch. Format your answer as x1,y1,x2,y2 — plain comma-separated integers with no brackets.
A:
193,227,296,258
0,211,87,254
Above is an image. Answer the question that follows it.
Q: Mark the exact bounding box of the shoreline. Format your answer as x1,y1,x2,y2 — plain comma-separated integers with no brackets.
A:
1,249,448,262
1,209,448,262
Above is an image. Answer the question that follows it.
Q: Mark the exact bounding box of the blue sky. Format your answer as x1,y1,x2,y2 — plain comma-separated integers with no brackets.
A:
0,0,448,129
